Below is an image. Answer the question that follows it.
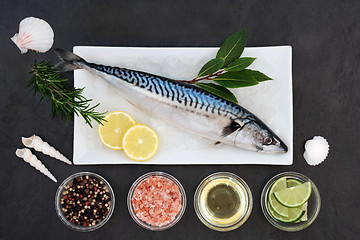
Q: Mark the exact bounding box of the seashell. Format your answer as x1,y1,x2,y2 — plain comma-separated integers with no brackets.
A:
11,17,54,54
22,134,72,165
15,148,57,182
303,136,329,166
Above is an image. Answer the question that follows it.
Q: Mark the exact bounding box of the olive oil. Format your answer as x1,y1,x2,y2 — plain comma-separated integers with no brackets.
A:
206,184,240,219
195,172,253,231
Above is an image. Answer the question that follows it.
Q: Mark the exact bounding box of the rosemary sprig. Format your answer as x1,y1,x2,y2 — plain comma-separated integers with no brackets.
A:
28,60,106,128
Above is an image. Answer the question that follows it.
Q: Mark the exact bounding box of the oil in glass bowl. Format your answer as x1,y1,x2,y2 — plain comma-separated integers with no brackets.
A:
194,172,252,231
206,183,241,219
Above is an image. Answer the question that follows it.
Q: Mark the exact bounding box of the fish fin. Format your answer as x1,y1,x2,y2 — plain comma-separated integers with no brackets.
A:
53,48,84,72
54,48,83,62
126,99,145,111
209,141,221,147
222,121,241,137
52,62,81,72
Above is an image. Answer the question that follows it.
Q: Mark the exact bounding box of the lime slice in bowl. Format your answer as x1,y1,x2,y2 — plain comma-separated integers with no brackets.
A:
268,177,288,217
269,195,289,218
269,176,287,193
300,202,308,221
274,182,312,208
267,202,305,223
287,179,302,187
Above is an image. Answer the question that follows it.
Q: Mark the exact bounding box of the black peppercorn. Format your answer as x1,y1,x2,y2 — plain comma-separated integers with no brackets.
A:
61,175,112,227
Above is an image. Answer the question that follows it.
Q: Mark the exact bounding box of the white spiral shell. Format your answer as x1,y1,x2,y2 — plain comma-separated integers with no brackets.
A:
303,136,329,166
11,17,54,54
22,134,72,165
15,148,57,182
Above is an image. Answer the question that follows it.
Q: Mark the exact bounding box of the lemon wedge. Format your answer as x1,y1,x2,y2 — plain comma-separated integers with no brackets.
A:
122,124,159,161
98,111,136,150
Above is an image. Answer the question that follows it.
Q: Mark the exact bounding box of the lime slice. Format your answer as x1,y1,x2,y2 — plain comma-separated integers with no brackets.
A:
269,195,289,218
300,202,308,221
274,182,312,208
269,177,287,193
267,202,305,223
287,179,302,187
268,177,288,217
287,179,308,221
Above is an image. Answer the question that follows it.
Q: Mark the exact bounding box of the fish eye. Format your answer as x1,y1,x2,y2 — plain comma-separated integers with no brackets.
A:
263,137,273,145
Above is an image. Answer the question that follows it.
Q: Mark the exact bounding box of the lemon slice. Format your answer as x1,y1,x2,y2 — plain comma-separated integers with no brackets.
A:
98,111,136,150
122,124,159,161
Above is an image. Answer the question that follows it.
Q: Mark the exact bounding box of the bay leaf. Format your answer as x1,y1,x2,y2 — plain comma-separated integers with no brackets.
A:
225,57,255,72
214,71,258,88
197,57,224,77
196,82,238,103
245,69,272,82
216,29,247,67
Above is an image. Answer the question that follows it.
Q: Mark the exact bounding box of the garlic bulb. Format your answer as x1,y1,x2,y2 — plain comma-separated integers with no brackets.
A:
22,134,72,165
11,17,54,54
303,136,329,166
15,148,57,182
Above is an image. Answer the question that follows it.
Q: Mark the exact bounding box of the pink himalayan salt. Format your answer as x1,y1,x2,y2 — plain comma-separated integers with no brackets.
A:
131,176,182,227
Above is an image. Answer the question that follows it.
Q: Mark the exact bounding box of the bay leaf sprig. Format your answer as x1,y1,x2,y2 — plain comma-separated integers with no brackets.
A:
183,29,272,103
28,60,106,128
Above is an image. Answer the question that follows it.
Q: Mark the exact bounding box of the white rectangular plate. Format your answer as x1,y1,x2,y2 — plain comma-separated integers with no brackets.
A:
73,46,293,165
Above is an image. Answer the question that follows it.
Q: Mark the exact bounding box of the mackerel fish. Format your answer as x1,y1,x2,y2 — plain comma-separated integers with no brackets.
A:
55,48,287,154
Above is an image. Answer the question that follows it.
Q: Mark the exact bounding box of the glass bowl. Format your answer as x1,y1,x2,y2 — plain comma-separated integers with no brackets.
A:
194,172,253,232
55,172,115,232
261,172,321,232
127,171,186,231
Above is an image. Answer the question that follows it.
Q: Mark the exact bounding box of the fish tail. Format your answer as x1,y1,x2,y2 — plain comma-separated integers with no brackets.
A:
53,48,85,72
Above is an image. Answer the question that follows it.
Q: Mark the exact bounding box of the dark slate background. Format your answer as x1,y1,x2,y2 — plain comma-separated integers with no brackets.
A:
0,0,359,239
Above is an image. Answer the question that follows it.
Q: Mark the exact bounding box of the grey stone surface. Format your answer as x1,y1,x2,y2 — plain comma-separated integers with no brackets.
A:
0,0,359,239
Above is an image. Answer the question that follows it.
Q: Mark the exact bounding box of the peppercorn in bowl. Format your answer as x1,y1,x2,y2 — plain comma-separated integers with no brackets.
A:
55,172,115,231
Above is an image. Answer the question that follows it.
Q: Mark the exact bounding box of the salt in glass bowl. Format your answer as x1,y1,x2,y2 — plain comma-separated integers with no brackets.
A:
127,171,186,231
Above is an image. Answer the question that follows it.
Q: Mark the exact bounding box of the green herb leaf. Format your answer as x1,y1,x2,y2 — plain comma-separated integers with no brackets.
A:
214,71,258,88
197,57,224,77
216,29,247,67
28,60,107,128
225,57,256,72
196,82,238,103
245,69,273,82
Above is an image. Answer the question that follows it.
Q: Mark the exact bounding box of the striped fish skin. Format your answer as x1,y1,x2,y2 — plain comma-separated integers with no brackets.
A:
55,49,287,154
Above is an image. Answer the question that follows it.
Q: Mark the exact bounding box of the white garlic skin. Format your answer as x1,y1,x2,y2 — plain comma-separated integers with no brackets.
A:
11,17,54,54
15,148,57,182
303,136,329,166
